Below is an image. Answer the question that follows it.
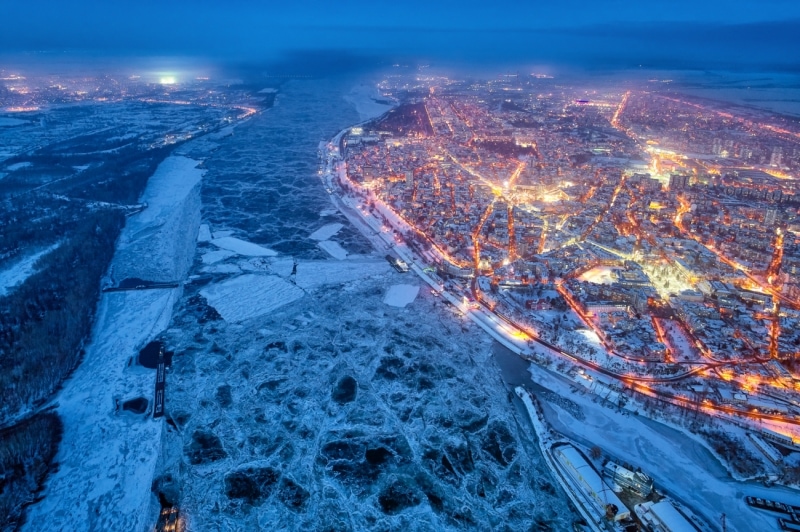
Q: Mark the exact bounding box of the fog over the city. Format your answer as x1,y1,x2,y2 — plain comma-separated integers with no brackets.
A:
2,0,800,72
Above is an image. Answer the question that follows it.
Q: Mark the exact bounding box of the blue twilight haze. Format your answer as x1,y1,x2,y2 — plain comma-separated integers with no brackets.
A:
2,0,800,71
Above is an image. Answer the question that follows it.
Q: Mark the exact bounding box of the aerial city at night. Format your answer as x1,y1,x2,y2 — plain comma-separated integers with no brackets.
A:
2,1,800,531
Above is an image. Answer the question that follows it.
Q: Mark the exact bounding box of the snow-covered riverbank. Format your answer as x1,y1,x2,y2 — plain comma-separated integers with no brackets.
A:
23,156,205,531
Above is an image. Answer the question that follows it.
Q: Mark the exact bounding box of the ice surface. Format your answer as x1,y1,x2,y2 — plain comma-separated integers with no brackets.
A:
294,259,389,290
383,284,420,308
113,156,204,282
200,274,305,323
267,257,295,277
166,271,574,530
309,223,343,241
0,242,60,297
201,249,236,264
318,240,348,259
197,223,212,242
211,236,277,257
144,79,574,531
6,161,32,170
0,117,28,126
202,263,241,274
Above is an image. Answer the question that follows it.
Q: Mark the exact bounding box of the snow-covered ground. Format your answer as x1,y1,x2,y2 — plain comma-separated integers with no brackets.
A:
343,83,394,121
383,284,420,308
211,236,277,256
200,274,305,323
23,153,208,532
23,289,179,532
0,242,60,297
526,363,800,532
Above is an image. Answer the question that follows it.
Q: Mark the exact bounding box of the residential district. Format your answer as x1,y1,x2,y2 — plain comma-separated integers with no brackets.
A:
318,72,800,529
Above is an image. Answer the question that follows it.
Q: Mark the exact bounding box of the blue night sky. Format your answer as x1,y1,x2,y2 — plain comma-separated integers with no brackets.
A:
3,0,800,71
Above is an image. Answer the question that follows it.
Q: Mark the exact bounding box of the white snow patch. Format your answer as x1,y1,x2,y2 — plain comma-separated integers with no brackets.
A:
318,240,348,260
212,230,234,239
197,224,212,242
384,284,420,308
0,242,61,297
200,274,304,323
320,208,338,217
6,161,31,171
295,260,389,291
309,223,343,241
258,88,278,94
212,236,277,257
201,249,236,264
344,83,394,121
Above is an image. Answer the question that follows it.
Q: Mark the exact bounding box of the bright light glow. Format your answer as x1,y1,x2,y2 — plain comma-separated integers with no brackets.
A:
159,76,177,85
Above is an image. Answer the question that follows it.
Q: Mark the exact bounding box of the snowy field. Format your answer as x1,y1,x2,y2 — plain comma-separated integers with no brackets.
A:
200,274,305,323
0,242,60,297
527,363,800,532
383,284,420,308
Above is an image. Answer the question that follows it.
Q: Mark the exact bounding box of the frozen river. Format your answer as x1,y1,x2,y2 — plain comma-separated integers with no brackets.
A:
154,78,577,530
